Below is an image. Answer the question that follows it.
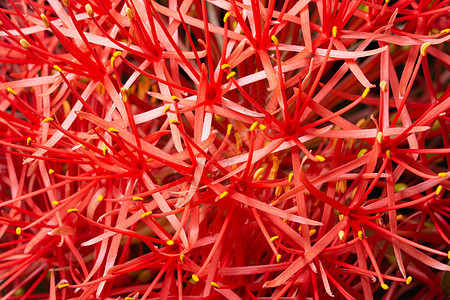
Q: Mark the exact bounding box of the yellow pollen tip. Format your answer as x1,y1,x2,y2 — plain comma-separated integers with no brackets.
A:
227,124,233,135
57,284,69,289
191,274,199,282
332,26,337,37
376,132,383,144
441,29,450,34
125,298,135,300
62,0,70,7
438,172,447,178
170,120,181,125
163,105,171,113
253,167,265,181
381,283,389,290
288,173,294,183
358,231,364,240
276,254,281,262
107,127,119,134
121,88,128,102
223,12,231,23
259,124,266,131
380,80,387,92
274,186,283,197
271,35,279,45
52,200,59,206
406,276,412,285
53,65,63,72
16,227,21,235
171,95,180,102
362,88,370,99
7,87,17,95
270,236,279,242
26,137,32,146
250,121,258,131
20,39,31,49
338,230,345,241
180,254,185,263
48,169,54,175
221,64,231,70
396,214,403,221
141,211,152,218
113,51,122,58
420,42,431,56
211,282,220,288
309,229,316,236
436,185,443,195
132,196,143,201
447,250,450,259
43,117,54,123
357,148,368,158
219,191,229,199
386,150,391,158
315,155,325,162
85,4,94,17
103,147,108,156
339,214,344,221
126,8,135,19
110,57,116,67
67,208,78,213
41,14,50,28
166,240,175,246
226,71,236,80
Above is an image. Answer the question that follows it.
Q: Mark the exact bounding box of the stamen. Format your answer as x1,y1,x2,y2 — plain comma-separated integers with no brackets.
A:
210,282,220,288
132,196,143,201
166,240,175,246
170,120,181,125
438,172,447,178
164,105,171,113
113,51,122,58
41,14,50,28
53,65,63,73
357,149,368,158
275,186,283,196
103,147,108,156
386,150,391,158
338,230,346,241
20,39,31,49
57,284,69,289
108,128,120,134
191,274,199,282
16,227,21,235
271,35,279,45
270,236,279,242
420,42,431,56
436,185,443,195
441,29,450,34
67,208,78,213
381,283,389,290
219,191,228,199
380,80,387,92
250,121,258,131
376,132,383,144
276,254,281,262
226,71,236,80
141,211,152,218
121,88,128,102
288,173,294,183
315,155,325,162
221,64,231,70
406,276,412,285
7,87,17,95
309,229,316,236
223,12,231,23
332,26,338,37
253,167,265,180
126,8,135,20
171,95,180,102
259,124,266,131
358,231,364,240
26,137,32,146
52,201,59,206
43,117,54,123
227,124,233,135
394,183,408,192
85,4,94,18
180,254,185,263
362,88,370,99
48,169,55,175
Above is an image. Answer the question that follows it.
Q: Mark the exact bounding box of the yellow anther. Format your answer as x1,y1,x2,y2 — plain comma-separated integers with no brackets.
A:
259,124,266,131
125,298,135,300
57,284,69,289
223,12,231,23
376,132,383,144
108,127,119,134
438,172,447,177
62,0,70,7
26,137,32,146
48,169,55,175
357,149,368,158
180,254,185,263
171,95,180,102
436,185,443,195
406,276,412,285
381,283,389,290
43,117,54,123
385,0,390,3
132,196,143,201
53,65,63,73
283,218,287,223
113,51,122,58
52,200,59,206
338,230,345,241
170,120,181,125
447,250,450,259
332,26,337,37
227,124,233,135
315,155,325,162
272,156,279,170
339,214,344,221
420,42,431,56
67,208,78,213
163,105,171,113
309,229,316,236
274,186,283,197
362,88,370,99
298,225,302,231
253,167,265,181
85,4,94,17
288,173,294,183
103,147,108,156
396,214,403,221
121,87,128,102
226,71,236,80
191,274,200,282
380,80,387,92
110,57,116,67
276,254,281,262
250,121,258,131
221,64,231,70
16,227,21,235
20,39,31,49
7,87,17,95
219,191,229,199
126,8,135,19
271,35,279,45
166,240,175,246
211,282,220,288
270,236,279,242
40,14,50,28
214,114,225,122
358,231,364,240
441,29,450,34
394,183,408,192
141,211,152,218
386,150,391,158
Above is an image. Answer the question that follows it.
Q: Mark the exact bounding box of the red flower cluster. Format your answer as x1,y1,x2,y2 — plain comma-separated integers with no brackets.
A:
0,0,449,299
